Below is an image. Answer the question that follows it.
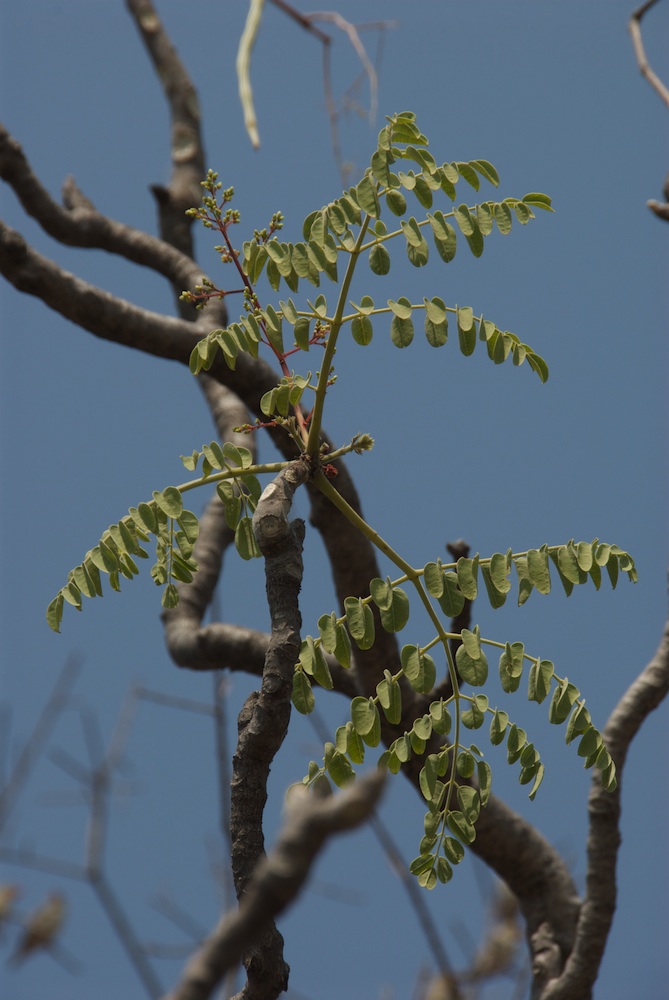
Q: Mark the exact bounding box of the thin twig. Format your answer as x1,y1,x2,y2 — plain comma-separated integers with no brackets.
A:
629,0,669,108
0,655,83,830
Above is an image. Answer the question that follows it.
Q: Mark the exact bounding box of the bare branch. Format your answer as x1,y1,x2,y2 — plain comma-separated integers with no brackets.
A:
225,461,310,998
0,655,83,831
629,0,669,108
165,770,385,1000
267,0,396,183
126,0,206,259
0,218,209,356
628,0,669,220
0,125,205,290
539,610,669,999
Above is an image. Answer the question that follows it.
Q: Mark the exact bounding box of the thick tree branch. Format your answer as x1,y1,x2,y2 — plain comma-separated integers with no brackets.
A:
0,124,205,290
538,610,669,999
126,0,205,186
126,0,206,258
0,219,210,354
165,770,385,1000
227,460,310,999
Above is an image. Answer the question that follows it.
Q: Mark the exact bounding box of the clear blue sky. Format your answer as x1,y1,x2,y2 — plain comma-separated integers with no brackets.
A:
1,2,667,999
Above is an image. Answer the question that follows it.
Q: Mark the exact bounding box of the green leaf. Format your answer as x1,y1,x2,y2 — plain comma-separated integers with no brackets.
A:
135,502,158,534
428,211,457,263
400,217,429,266
423,561,444,598
565,702,592,745
328,749,356,788
390,314,415,347
333,622,353,669
514,557,534,606
401,644,437,693
429,700,452,736
379,588,411,632
356,173,381,218
413,714,433,742
464,223,484,258
385,189,407,216
528,659,554,704
369,243,391,275
470,159,500,186
549,677,581,725
526,351,550,383
345,724,366,765
453,205,474,235
456,556,478,600
577,726,603,759
506,723,527,764
412,175,433,208
292,670,315,714
457,785,481,825
558,544,587,585
457,306,476,356
370,576,394,611
475,202,494,236
493,202,513,234
499,641,525,693
490,551,512,593
344,596,375,649
351,314,373,345
455,162,480,190
460,627,482,660
153,487,183,519
522,192,554,211
480,563,507,609
377,671,402,725
528,547,551,594
461,697,486,729
388,297,413,320
290,316,309,351
302,636,334,690
350,295,375,316
456,750,475,778
235,517,260,560
446,810,476,845
317,612,339,653
424,313,448,347
489,708,509,746
437,573,465,617
456,644,488,687
351,696,379,736
46,594,65,632
161,583,179,608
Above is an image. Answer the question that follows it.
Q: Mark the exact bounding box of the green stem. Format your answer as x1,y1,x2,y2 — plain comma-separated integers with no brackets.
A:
313,469,464,807
306,216,372,455
176,460,290,497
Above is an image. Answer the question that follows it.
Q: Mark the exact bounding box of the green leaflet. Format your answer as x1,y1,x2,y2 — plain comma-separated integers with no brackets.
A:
369,243,391,274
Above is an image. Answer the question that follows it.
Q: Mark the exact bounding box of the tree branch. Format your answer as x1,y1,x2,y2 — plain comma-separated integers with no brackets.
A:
629,0,669,109
126,0,206,257
538,609,669,999
628,0,669,221
0,124,205,290
226,460,310,999
165,770,385,1000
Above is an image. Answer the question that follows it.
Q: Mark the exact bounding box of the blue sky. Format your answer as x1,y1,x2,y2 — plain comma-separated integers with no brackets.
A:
1,2,667,999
